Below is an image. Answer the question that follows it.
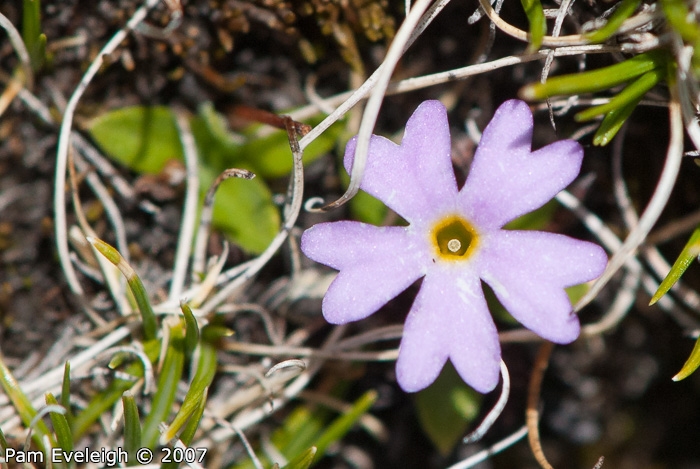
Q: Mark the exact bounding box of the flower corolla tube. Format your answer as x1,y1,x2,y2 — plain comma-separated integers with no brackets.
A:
301,99,607,393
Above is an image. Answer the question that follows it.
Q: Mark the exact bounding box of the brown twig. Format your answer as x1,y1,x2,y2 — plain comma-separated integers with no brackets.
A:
526,341,555,469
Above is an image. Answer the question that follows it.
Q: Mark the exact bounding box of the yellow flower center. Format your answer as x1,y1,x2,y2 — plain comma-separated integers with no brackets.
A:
431,215,479,261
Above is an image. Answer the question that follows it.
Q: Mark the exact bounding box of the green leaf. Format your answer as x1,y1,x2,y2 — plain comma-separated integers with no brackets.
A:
60,362,72,425
71,340,159,439
283,447,317,469
192,103,342,179
585,0,641,43
22,0,46,70
87,106,183,174
673,336,700,381
142,325,185,449
414,363,482,456
45,393,73,465
0,356,53,452
181,302,200,359
592,95,644,146
90,237,158,340
650,225,700,305
504,200,558,231
311,390,377,463
520,0,547,52
210,170,280,254
575,69,664,122
122,392,142,464
161,339,217,443
519,50,667,100
349,187,389,225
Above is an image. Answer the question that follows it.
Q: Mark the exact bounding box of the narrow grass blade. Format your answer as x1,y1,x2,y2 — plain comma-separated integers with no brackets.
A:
45,393,73,457
22,0,46,69
310,390,377,463
650,225,700,305
575,69,663,121
88,236,158,340
592,96,642,146
181,301,200,359
72,340,159,439
61,362,73,425
673,337,700,381
520,0,546,52
519,50,666,99
585,0,641,43
0,356,52,452
161,338,217,443
142,324,185,448
122,391,143,464
283,447,317,469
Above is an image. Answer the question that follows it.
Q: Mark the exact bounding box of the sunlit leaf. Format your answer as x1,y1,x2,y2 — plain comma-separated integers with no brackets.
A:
414,363,481,455
673,337,700,381
22,0,46,70
651,225,700,305
88,106,183,174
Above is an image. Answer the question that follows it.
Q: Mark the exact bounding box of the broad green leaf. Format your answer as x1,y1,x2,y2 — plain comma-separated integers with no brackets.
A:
505,200,558,231
0,356,53,452
45,393,73,458
87,106,183,174
349,187,388,225
192,103,342,179
210,171,280,254
122,392,142,464
520,0,546,52
585,0,641,43
650,225,700,305
575,69,664,121
519,50,667,100
414,363,481,456
142,325,185,449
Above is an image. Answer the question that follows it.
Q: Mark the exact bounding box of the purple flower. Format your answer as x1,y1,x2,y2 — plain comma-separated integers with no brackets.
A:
301,100,607,393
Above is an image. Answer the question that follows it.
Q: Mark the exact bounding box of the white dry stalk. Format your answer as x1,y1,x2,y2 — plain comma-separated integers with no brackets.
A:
53,0,163,295
169,109,200,302
575,95,685,311
0,11,33,90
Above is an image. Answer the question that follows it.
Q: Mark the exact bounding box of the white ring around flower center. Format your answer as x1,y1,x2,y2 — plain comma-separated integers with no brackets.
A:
447,238,462,253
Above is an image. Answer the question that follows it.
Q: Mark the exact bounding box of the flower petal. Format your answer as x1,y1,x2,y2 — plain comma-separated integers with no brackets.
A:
459,100,583,230
479,230,607,343
301,221,428,324
396,266,501,393
344,101,458,223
